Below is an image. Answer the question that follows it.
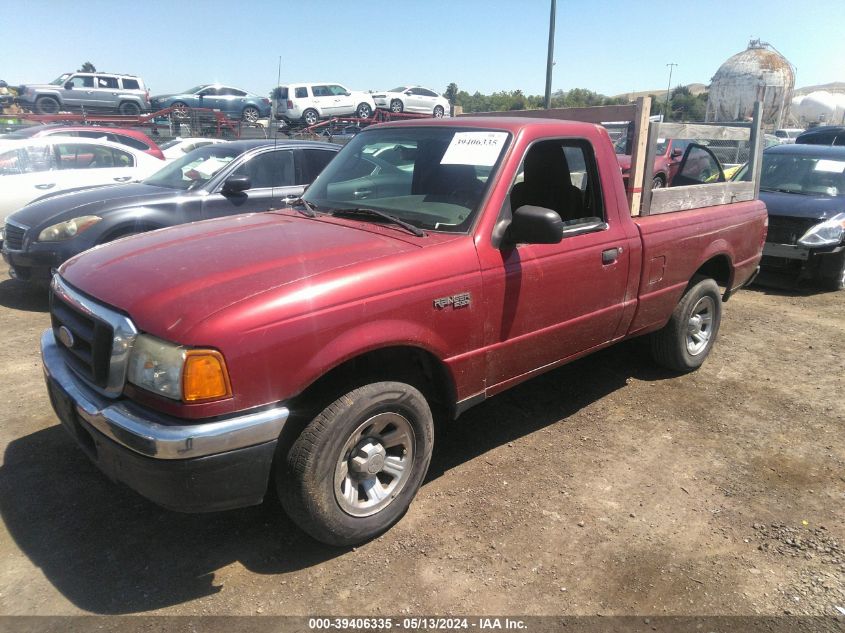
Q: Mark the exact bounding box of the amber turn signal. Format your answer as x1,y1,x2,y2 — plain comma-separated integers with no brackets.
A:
182,350,232,402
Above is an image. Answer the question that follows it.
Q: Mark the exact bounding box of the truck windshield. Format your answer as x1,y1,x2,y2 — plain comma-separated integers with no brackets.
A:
50,74,71,86
143,145,241,190
303,127,510,232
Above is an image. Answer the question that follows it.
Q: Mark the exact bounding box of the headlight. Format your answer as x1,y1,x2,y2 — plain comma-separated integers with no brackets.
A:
37,215,102,242
127,334,232,402
797,213,845,247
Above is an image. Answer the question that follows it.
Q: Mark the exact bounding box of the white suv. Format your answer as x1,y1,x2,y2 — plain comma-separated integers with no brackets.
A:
272,83,376,126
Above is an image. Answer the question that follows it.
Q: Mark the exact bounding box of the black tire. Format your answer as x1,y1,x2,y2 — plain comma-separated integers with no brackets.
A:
277,381,434,546
652,174,666,189
35,96,60,115
650,276,722,372
356,103,372,119
119,101,140,116
389,99,403,114
242,106,260,123
433,105,445,118
818,251,845,291
302,108,319,126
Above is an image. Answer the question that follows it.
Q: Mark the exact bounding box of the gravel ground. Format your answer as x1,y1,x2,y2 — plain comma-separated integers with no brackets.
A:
0,261,842,619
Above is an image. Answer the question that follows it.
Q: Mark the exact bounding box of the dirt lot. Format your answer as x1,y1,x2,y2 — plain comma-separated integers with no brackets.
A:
0,260,842,619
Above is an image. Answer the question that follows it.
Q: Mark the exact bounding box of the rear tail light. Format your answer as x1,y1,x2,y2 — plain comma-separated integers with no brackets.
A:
262,98,270,105
286,100,293,109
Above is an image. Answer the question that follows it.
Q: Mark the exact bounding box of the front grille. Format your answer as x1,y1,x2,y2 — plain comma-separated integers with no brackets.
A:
766,216,819,245
50,289,114,388
4,223,25,250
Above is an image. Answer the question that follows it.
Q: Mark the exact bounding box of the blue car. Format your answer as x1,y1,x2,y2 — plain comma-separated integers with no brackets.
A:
150,84,271,122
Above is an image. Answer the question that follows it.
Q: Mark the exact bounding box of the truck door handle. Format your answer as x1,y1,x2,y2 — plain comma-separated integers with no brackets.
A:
113,176,132,182
35,183,56,190
353,189,371,198
602,247,622,264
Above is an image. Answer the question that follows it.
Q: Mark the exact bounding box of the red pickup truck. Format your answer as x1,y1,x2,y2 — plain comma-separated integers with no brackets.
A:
41,117,767,546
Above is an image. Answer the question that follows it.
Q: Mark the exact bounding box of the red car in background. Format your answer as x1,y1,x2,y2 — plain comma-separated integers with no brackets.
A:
615,135,691,189
0,124,165,160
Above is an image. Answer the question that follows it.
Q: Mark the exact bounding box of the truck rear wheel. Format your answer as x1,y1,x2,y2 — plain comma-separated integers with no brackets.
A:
650,276,721,372
277,381,434,546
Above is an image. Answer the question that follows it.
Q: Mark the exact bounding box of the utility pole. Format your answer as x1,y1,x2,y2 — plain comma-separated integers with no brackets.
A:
664,62,677,121
544,0,556,109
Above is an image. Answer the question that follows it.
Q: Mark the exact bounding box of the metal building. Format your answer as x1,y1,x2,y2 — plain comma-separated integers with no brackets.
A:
705,40,795,127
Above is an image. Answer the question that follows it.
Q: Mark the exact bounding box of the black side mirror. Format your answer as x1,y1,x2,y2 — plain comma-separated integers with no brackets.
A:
506,205,563,245
64,82,73,90
222,175,251,193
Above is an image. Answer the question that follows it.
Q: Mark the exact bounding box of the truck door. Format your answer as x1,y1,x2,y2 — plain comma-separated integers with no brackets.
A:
480,138,632,390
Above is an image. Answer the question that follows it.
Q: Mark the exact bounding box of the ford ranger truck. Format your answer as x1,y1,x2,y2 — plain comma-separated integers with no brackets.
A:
41,117,767,546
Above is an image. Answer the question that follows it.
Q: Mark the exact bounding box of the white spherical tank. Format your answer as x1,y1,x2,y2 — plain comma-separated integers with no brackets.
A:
706,40,795,126
791,91,845,125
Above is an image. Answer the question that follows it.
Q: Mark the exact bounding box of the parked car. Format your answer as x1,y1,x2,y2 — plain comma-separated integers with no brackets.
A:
1,124,165,160
158,137,229,161
736,143,845,289
371,85,449,117
795,126,845,146
773,128,804,143
150,85,271,122
0,137,164,224
39,117,765,546
2,140,339,283
616,136,692,188
16,72,150,115
271,83,376,126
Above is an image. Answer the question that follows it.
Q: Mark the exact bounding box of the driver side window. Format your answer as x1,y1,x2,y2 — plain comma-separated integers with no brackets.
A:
509,139,604,226
232,150,294,189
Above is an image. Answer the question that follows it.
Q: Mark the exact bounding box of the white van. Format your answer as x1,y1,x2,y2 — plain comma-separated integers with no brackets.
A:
272,83,376,126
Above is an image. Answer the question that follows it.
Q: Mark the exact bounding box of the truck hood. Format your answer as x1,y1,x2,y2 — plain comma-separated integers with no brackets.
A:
59,212,420,340
759,190,845,221
10,183,183,230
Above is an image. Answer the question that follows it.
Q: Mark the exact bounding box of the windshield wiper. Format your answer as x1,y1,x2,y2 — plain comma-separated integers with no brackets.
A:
288,197,318,217
761,187,810,196
329,207,427,237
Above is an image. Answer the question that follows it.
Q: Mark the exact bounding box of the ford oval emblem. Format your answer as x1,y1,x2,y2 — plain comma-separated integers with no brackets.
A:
57,326,75,349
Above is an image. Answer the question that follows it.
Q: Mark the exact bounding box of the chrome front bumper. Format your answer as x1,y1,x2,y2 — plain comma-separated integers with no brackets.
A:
41,329,289,460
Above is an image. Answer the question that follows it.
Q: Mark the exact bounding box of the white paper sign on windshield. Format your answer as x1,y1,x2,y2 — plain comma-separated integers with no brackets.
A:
814,159,845,173
441,131,508,166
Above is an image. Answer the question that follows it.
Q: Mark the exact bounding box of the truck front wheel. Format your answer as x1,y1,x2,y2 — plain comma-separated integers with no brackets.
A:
277,381,434,546
650,276,722,372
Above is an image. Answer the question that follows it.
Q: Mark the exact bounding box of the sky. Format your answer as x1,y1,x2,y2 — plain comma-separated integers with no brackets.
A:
3,0,843,99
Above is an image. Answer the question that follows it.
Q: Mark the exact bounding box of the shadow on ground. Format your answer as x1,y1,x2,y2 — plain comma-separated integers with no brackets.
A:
0,340,673,614
749,271,838,297
0,277,49,312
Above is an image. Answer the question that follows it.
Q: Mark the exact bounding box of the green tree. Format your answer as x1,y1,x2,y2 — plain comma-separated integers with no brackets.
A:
444,83,458,105
79,61,96,72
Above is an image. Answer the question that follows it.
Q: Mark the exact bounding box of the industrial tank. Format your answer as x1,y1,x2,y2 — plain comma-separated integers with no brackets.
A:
792,91,845,125
705,40,795,127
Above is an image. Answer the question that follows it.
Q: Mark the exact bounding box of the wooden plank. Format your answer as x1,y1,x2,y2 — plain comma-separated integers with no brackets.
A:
649,182,755,215
627,97,652,216
747,101,764,199
639,118,662,217
459,104,637,125
657,123,750,141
